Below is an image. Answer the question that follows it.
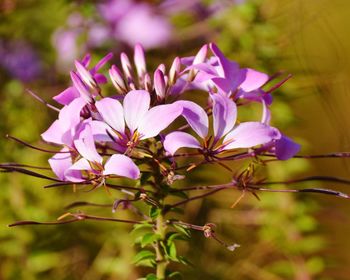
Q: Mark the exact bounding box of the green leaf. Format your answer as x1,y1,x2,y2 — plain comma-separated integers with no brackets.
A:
131,222,154,234
168,242,177,259
172,223,191,238
133,250,156,264
141,233,161,248
149,207,161,220
167,232,189,243
146,274,158,280
168,271,182,279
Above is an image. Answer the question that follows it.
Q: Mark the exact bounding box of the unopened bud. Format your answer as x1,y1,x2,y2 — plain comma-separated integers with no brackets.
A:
134,44,147,79
70,71,93,103
143,73,152,92
74,60,97,89
154,69,166,99
156,63,166,74
120,52,133,81
169,57,181,85
188,44,208,81
109,65,127,93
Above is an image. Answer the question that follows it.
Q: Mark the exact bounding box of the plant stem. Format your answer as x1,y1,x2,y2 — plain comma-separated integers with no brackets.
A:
155,212,167,279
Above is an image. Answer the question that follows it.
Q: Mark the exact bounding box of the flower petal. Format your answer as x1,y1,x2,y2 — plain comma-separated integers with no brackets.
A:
275,135,301,160
103,154,140,179
74,124,103,163
64,158,90,182
240,68,269,92
176,100,208,138
48,148,72,181
210,43,240,79
95,97,125,133
222,122,281,150
138,103,182,139
211,94,237,140
53,86,79,105
123,90,150,132
164,131,201,155
41,120,65,145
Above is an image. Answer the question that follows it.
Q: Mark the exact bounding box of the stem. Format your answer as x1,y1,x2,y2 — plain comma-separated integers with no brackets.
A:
155,213,168,279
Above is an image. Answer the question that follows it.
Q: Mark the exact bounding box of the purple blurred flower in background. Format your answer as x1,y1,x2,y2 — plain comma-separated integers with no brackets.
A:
98,0,172,49
0,40,42,82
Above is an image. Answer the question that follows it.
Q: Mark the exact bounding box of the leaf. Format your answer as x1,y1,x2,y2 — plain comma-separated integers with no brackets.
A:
146,274,158,280
131,222,154,235
172,223,191,238
149,207,161,220
133,250,156,264
167,232,189,243
141,233,161,248
168,271,182,279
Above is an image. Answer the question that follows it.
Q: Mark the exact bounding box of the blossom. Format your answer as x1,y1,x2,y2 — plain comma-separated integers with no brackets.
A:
164,94,281,156
64,124,140,182
93,90,182,151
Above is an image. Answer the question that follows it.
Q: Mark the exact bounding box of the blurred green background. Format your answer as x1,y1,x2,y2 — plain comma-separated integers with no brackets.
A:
1,0,350,279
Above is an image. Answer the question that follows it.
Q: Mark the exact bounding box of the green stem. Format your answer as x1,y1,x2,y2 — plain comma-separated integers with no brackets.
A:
155,213,168,279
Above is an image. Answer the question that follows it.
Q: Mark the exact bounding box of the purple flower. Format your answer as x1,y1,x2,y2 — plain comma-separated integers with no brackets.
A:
53,53,113,105
93,90,182,151
0,40,42,82
164,94,280,156
98,0,172,49
64,124,140,182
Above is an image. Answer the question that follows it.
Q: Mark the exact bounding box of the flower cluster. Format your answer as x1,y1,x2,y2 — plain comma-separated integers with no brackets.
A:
42,43,300,185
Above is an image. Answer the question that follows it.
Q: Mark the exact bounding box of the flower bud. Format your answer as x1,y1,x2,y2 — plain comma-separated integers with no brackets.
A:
74,60,97,89
109,65,127,93
134,44,146,79
169,57,180,85
120,52,133,81
154,69,166,99
70,71,93,103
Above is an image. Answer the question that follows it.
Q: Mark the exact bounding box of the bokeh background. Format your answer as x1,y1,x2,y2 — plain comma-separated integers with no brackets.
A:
1,0,350,279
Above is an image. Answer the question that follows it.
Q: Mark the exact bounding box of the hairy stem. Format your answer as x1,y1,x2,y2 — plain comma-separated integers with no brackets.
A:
155,213,168,279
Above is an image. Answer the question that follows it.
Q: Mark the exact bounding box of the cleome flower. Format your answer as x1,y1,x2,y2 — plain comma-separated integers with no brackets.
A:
92,89,182,152
164,94,281,158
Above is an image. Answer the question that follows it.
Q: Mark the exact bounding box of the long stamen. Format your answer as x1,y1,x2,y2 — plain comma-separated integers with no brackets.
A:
26,89,60,112
6,134,69,154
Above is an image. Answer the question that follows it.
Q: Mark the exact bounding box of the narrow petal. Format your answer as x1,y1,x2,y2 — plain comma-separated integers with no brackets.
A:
164,131,201,155
95,97,125,133
211,94,237,140
210,43,240,78
240,68,269,92
138,103,182,139
74,125,103,163
123,90,150,132
91,52,113,73
53,86,79,105
176,100,208,138
103,154,140,179
41,120,65,145
275,135,301,160
154,69,166,99
222,122,281,150
64,158,90,182
70,71,93,103
48,148,72,180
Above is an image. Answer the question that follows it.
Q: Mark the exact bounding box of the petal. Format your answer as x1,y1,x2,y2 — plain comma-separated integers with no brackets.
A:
163,131,201,155
275,135,301,160
94,73,108,84
103,154,140,179
41,120,65,145
210,43,240,78
95,97,125,133
240,68,269,92
64,158,90,182
211,94,237,140
74,124,103,163
222,122,281,150
48,148,72,181
138,103,182,139
53,86,79,105
90,120,116,142
176,100,208,138
123,90,150,132
58,97,86,129
91,52,113,73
